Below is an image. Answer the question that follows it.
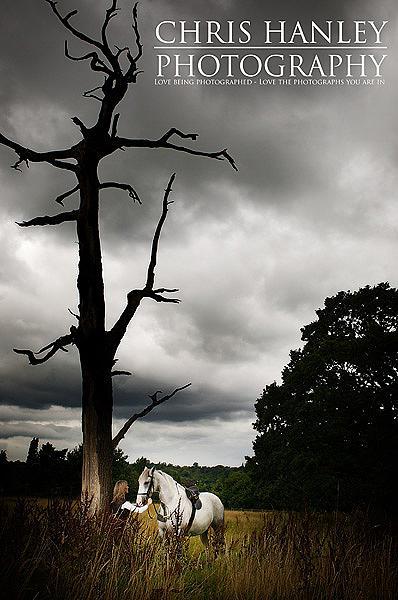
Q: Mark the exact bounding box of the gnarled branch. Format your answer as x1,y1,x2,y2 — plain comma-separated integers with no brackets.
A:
101,0,122,73
114,129,238,170
108,174,179,353
45,0,106,55
56,184,80,206
53,181,140,208
48,1,143,85
114,45,129,59
112,383,191,448
14,329,77,365
111,370,132,377
18,180,142,229
131,2,143,64
16,210,79,228
145,172,175,290
64,40,113,76
100,181,141,204
125,3,143,83
68,308,80,321
19,181,142,226
160,128,198,144
0,132,77,172
83,85,104,102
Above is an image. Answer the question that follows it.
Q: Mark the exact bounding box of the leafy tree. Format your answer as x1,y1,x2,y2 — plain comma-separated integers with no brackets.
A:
66,445,84,471
250,283,398,512
221,470,257,509
0,1,235,513
112,447,131,482
0,450,7,465
133,457,150,473
39,442,68,469
26,437,40,465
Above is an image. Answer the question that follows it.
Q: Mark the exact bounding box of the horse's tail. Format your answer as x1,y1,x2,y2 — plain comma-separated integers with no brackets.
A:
211,495,225,554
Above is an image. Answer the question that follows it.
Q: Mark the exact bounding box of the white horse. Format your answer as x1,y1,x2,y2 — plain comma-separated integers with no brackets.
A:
136,467,224,546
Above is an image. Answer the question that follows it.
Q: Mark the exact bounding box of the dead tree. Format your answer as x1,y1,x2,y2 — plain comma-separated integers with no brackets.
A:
0,0,236,514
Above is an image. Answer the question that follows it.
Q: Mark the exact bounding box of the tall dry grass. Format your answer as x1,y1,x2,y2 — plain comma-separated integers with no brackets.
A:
0,498,396,600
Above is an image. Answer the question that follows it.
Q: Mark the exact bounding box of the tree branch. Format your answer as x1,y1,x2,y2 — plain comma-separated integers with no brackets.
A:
111,370,132,377
83,85,104,102
50,1,138,82
147,288,180,303
124,3,143,83
17,182,141,225
71,116,88,136
16,210,78,228
101,0,122,72
0,132,77,172
145,172,175,290
131,2,143,65
125,51,143,84
100,181,141,204
112,383,191,448
56,184,80,206
68,308,80,321
64,40,113,76
160,128,198,144
18,181,142,227
108,290,143,355
114,45,129,59
53,181,140,208
13,329,77,365
45,0,105,54
114,129,238,170
108,174,179,353
111,113,120,138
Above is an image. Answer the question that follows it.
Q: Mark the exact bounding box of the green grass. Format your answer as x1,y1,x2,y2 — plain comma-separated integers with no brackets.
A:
0,498,397,599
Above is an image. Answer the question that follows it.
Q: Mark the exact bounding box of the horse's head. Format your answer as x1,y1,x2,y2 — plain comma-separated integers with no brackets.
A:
136,466,156,506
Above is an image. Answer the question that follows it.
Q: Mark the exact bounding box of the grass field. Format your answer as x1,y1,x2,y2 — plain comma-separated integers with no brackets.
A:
0,498,397,599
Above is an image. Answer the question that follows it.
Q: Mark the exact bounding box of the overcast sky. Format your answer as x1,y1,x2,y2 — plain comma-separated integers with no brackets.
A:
0,0,397,466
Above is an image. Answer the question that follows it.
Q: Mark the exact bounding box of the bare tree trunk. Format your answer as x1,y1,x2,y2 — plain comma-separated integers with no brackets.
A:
77,159,113,513
81,362,113,513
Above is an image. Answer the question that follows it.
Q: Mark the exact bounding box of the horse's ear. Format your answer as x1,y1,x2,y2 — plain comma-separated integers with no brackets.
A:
149,466,155,476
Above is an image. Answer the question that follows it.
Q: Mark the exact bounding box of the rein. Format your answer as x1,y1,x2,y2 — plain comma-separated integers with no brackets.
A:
148,500,178,523
138,469,195,531
138,469,178,523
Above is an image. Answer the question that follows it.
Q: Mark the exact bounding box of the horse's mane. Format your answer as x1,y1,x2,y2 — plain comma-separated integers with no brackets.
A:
156,469,185,494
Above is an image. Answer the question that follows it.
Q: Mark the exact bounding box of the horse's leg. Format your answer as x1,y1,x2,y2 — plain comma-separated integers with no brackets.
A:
200,530,209,548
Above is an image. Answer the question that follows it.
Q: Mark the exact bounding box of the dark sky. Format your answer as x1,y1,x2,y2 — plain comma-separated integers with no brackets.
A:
0,0,397,465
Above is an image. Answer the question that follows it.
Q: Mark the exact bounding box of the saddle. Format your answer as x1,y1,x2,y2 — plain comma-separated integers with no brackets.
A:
185,484,202,510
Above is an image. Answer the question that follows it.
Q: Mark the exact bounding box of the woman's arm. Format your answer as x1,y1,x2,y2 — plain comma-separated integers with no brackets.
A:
120,498,152,513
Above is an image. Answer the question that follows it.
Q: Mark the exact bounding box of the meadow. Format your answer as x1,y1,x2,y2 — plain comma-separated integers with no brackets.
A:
0,498,397,600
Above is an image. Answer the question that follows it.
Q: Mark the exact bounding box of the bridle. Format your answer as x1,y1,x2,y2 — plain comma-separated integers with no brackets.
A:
137,468,166,521
137,468,183,525
137,468,156,501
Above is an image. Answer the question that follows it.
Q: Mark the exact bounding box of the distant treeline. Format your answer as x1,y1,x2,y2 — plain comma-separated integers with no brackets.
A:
0,441,257,510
